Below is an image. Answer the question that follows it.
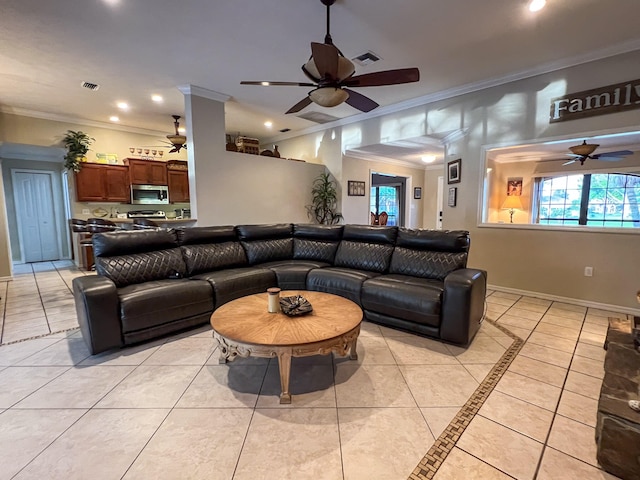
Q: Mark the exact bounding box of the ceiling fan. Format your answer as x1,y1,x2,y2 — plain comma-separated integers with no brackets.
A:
562,140,633,166
240,0,420,114
164,115,187,153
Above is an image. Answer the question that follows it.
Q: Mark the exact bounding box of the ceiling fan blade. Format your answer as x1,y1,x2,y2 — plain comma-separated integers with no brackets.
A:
343,68,420,87
241,81,316,87
169,147,179,153
311,42,339,80
286,96,313,114
343,88,379,112
562,159,578,166
596,150,633,158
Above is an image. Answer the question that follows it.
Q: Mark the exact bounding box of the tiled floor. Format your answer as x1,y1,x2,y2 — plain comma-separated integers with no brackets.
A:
0,262,626,479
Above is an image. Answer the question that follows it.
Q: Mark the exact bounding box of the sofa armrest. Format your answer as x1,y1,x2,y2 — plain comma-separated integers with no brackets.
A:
440,268,487,345
72,276,122,355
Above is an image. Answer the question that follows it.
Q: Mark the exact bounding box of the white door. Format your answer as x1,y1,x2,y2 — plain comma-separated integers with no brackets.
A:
436,175,444,230
14,172,60,262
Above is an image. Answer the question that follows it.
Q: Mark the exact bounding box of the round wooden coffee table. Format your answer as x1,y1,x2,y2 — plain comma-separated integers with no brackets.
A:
210,290,363,404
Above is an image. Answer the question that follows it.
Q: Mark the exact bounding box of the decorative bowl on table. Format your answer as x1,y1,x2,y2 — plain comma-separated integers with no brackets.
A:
279,295,313,317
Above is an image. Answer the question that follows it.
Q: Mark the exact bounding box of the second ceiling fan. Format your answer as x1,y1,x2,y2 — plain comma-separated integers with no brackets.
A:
240,0,420,114
562,140,633,166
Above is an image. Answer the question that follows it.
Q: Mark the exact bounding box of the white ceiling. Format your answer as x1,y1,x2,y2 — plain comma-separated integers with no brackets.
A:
1,0,640,165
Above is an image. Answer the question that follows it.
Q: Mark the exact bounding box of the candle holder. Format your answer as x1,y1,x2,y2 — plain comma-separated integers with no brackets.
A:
267,287,281,313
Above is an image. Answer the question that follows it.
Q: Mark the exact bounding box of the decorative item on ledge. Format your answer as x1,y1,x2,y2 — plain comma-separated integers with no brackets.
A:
279,295,313,316
236,136,260,155
225,134,238,152
128,147,164,161
166,160,188,171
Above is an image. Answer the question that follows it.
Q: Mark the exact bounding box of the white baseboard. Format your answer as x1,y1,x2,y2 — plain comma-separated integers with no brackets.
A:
0,276,13,282
488,284,640,316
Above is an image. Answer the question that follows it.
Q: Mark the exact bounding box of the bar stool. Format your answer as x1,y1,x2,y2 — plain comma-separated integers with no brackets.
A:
87,218,120,233
70,219,94,271
132,218,160,230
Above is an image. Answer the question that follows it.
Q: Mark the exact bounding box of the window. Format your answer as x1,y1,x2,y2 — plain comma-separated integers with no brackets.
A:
535,173,640,227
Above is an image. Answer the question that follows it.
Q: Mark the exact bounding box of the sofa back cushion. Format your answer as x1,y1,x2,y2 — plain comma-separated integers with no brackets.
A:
237,224,293,265
390,229,469,280
293,224,343,263
93,229,187,288
334,225,397,273
176,226,248,275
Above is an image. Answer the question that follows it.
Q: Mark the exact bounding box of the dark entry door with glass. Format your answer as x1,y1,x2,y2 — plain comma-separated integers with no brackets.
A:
370,173,406,226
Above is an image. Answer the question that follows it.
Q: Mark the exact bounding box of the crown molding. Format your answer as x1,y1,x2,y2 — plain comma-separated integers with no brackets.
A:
265,40,640,145
178,85,231,103
345,149,429,170
0,107,167,136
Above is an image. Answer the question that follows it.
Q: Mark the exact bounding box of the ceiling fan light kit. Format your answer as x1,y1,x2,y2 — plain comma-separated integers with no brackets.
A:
240,0,420,114
562,139,633,166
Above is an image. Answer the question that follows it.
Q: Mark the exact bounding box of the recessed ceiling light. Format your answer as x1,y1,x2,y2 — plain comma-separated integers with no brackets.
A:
151,94,163,103
109,116,119,122
264,121,273,128
116,101,129,110
421,155,436,163
261,82,270,86
528,0,546,12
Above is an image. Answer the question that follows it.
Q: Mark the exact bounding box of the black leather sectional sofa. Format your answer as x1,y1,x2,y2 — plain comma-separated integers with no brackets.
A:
73,224,487,355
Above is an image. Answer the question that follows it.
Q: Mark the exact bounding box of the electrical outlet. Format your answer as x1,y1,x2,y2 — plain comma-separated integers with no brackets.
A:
82,209,90,215
584,266,593,277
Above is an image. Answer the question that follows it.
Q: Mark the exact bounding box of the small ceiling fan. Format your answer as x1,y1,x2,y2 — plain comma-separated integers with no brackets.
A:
562,140,633,166
142,115,187,154
240,0,420,114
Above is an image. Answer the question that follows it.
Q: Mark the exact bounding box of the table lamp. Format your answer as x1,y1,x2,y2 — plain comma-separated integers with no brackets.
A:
501,196,523,223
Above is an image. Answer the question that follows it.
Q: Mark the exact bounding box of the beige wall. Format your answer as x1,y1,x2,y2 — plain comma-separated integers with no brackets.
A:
422,168,442,229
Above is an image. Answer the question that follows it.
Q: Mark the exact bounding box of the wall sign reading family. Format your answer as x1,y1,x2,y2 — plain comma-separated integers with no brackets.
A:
549,78,640,123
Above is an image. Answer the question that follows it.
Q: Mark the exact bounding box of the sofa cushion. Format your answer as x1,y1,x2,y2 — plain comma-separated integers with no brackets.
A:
177,225,237,245
293,239,339,263
93,229,179,257
389,247,467,281
192,267,277,308
96,248,187,288
361,274,443,328
334,241,394,273
118,279,213,334
260,260,330,290
181,242,247,276
306,267,380,306
395,228,469,253
237,224,294,265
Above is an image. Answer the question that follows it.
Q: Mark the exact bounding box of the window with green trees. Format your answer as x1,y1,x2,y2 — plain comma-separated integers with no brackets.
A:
535,173,640,227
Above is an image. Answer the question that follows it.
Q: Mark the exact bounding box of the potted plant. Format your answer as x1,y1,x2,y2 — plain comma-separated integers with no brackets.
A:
63,130,94,172
306,172,343,225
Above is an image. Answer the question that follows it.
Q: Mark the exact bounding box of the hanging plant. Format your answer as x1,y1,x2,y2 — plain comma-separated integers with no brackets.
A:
62,130,94,172
306,172,343,225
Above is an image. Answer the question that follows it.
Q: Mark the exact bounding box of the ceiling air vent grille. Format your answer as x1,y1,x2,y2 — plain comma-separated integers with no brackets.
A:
352,51,381,66
279,128,291,133
81,81,100,91
297,111,340,124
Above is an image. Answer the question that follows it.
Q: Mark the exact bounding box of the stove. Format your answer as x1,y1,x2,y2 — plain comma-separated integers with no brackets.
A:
127,210,166,219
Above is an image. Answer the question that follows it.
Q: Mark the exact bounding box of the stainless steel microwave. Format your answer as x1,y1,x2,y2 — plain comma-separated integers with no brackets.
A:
131,185,169,204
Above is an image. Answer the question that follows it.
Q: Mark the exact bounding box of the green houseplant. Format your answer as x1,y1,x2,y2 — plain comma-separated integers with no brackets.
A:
306,172,343,225
63,130,94,172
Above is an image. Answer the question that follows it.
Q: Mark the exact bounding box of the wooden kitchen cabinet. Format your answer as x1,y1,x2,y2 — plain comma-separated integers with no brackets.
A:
75,163,130,202
125,158,168,185
167,161,190,203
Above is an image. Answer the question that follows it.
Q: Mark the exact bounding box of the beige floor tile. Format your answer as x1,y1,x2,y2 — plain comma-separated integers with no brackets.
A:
477,321,511,338
340,407,434,480
16,338,91,366
479,390,554,442
556,390,599,427
537,446,618,480
586,308,625,319
485,309,504,321
401,364,478,408
79,340,164,366
570,355,605,379
491,291,521,301
527,332,576,353
501,325,532,340
581,322,609,336
14,408,168,480
584,315,610,327
564,371,603,400
378,324,415,338
464,363,495,383
3,302,43,315
486,303,509,315
335,364,416,407
385,335,458,365
497,314,538,331
15,365,135,408
434,447,514,479
534,322,580,341
547,415,599,467
457,415,544,480
579,330,606,347
0,338,60,366
3,309,47,323
95,365,200,408
123,408,252,480
234,408,342,480
518,343,573,368
177,364,267,408
540,313,584,330
511,301,550,314
487,296,517,307
552,302,587,314
508,355,567,388
574,342,607,362
258,362,336,407
446,336,506,364
142,337,216,365
333,335,396,365
0,409,86,479
547,307,586,321
495,371,562,411
503,307,545,321
2,326,51,343
48,319,80,332
517,296,553,307
0,366,68,408
359,320,382,337
420,406,460,438
493,335,516,349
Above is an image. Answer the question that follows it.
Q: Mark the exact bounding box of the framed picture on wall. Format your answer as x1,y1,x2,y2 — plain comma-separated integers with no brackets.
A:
447,159,461,184
347,180,366,196
507,177,523,196
413,187,422,199
448,187,457,207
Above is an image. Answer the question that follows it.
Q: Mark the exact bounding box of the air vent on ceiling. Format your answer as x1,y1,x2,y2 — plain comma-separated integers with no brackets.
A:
297,111,340,124
352,51,381,66
81,81,100,91
279,128,291,133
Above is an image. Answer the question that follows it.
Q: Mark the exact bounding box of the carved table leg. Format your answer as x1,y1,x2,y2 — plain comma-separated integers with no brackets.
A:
277,349,293,404
349,336,358,360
